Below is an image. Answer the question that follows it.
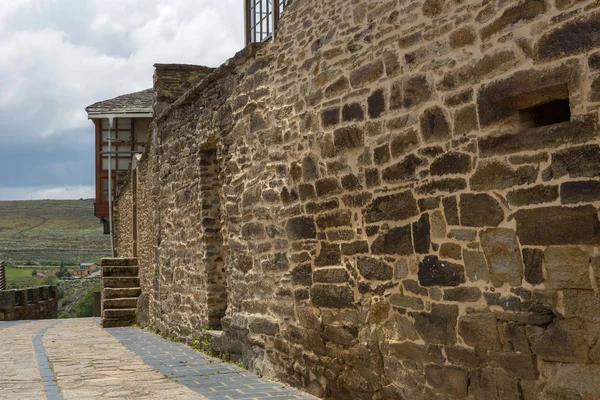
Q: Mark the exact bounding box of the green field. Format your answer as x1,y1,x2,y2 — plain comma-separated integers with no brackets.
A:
0,200,110,271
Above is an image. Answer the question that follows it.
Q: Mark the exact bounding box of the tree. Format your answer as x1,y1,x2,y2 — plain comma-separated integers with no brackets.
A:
75,284,101,317
56,264,71,279
41,274,58,286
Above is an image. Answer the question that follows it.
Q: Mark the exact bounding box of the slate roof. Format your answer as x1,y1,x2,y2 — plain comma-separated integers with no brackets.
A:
86,89,154,116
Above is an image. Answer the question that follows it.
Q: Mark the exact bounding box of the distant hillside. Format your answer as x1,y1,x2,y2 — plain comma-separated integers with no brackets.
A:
0,200,110,266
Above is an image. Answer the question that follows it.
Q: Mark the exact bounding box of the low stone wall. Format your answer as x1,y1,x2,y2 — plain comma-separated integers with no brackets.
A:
113,0,600,398
0,286,58,321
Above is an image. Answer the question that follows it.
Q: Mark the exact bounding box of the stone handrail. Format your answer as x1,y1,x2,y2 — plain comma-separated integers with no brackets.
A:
0,285,58,321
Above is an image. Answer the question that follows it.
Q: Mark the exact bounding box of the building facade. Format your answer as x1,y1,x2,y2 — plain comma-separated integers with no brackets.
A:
85,90,153,222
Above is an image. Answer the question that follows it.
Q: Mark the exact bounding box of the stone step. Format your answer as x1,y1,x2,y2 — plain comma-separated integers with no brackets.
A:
103,288,141,299
102,277,140,288
102,266,139,278
102,318,134,328
103,298,138,309
101,258,138,267
103,308,136,319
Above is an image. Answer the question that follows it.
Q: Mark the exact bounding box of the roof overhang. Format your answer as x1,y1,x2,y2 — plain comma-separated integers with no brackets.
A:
87,112,153,120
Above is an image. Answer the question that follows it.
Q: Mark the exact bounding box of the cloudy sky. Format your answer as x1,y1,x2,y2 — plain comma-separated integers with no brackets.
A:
0,0,244,200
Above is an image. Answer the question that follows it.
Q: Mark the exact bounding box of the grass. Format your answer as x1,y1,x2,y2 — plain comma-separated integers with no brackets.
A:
0,200,110,268
4,266,44,288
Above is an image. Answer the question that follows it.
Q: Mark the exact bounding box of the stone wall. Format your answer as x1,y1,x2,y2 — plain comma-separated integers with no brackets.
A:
114,0,600,398
153,64,215,116
0,286,58,321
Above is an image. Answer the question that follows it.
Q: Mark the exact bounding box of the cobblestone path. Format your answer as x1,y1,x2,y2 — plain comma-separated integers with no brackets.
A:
0,318,317,400
107,326,317,400
0,320,55,400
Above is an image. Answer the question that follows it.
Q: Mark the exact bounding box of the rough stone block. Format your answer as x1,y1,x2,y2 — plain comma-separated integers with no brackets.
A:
416,178,467,195
367,89,385,119
389,292,425,311
390,129,420,158
536,11,600,60
341,240,369,256
242,222,266,239
458,312,501,350
438,49,517,91
454,105,479,136
350,59,384,88
248,316,279,336
522,248,544,285
544,246,591,289
480,228,523,287
321,108,340,127
424,365,468,398
442,196,459,225
364,190,418,224
333,126,364,152
443,286,482,302
479,120,596,157
470,160,537,191
563,289,600,321
561,180,600,204
310,285,354,309
463,250,490,282
514,205,600,245
532,319,589,363
302,155,320,181
506,185,559,206
481,0,546,40
390,74,433,111
367,300,390,324
410,304,459,345
459,193,504,227
372,226,414,255
381,154,426,183
285,216,317,240
314,242,341,267
291,263,312,286
449,26,476,48
316,210,352,230
543,144,600,180
412,213,431,254
384,315,420,342
468,367,520,400
342,103,364,122
373,145,390,165
541,363,600,397
315,177,343,197
439,242,462,260
313,268,350,283
430,152,471,176
496,352,539,380
387,341,429,363
417,255,465,287
419,106,451,143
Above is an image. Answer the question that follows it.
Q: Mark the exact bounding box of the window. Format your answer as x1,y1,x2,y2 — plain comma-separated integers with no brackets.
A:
245,0,290,43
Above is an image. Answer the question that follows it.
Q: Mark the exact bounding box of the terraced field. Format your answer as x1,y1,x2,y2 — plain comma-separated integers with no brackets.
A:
0,200,110,268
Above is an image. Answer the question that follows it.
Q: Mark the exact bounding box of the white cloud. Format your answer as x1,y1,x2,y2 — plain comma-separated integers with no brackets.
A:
0,0,244,199
0,185,95,201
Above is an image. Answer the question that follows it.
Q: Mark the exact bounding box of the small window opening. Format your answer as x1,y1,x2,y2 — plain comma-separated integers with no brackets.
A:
518,99,571,128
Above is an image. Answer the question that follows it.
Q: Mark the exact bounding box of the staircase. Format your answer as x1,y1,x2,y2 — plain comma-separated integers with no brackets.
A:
101,258,140,328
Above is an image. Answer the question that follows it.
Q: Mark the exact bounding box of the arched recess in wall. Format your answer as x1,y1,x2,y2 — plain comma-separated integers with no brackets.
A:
198,139,227,328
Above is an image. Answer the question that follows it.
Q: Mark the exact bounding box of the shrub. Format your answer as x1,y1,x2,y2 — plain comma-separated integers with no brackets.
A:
75,283,101,317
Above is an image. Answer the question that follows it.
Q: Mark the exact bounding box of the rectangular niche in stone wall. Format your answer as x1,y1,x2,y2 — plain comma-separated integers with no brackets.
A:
199,142,227,329
477,61,580,129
